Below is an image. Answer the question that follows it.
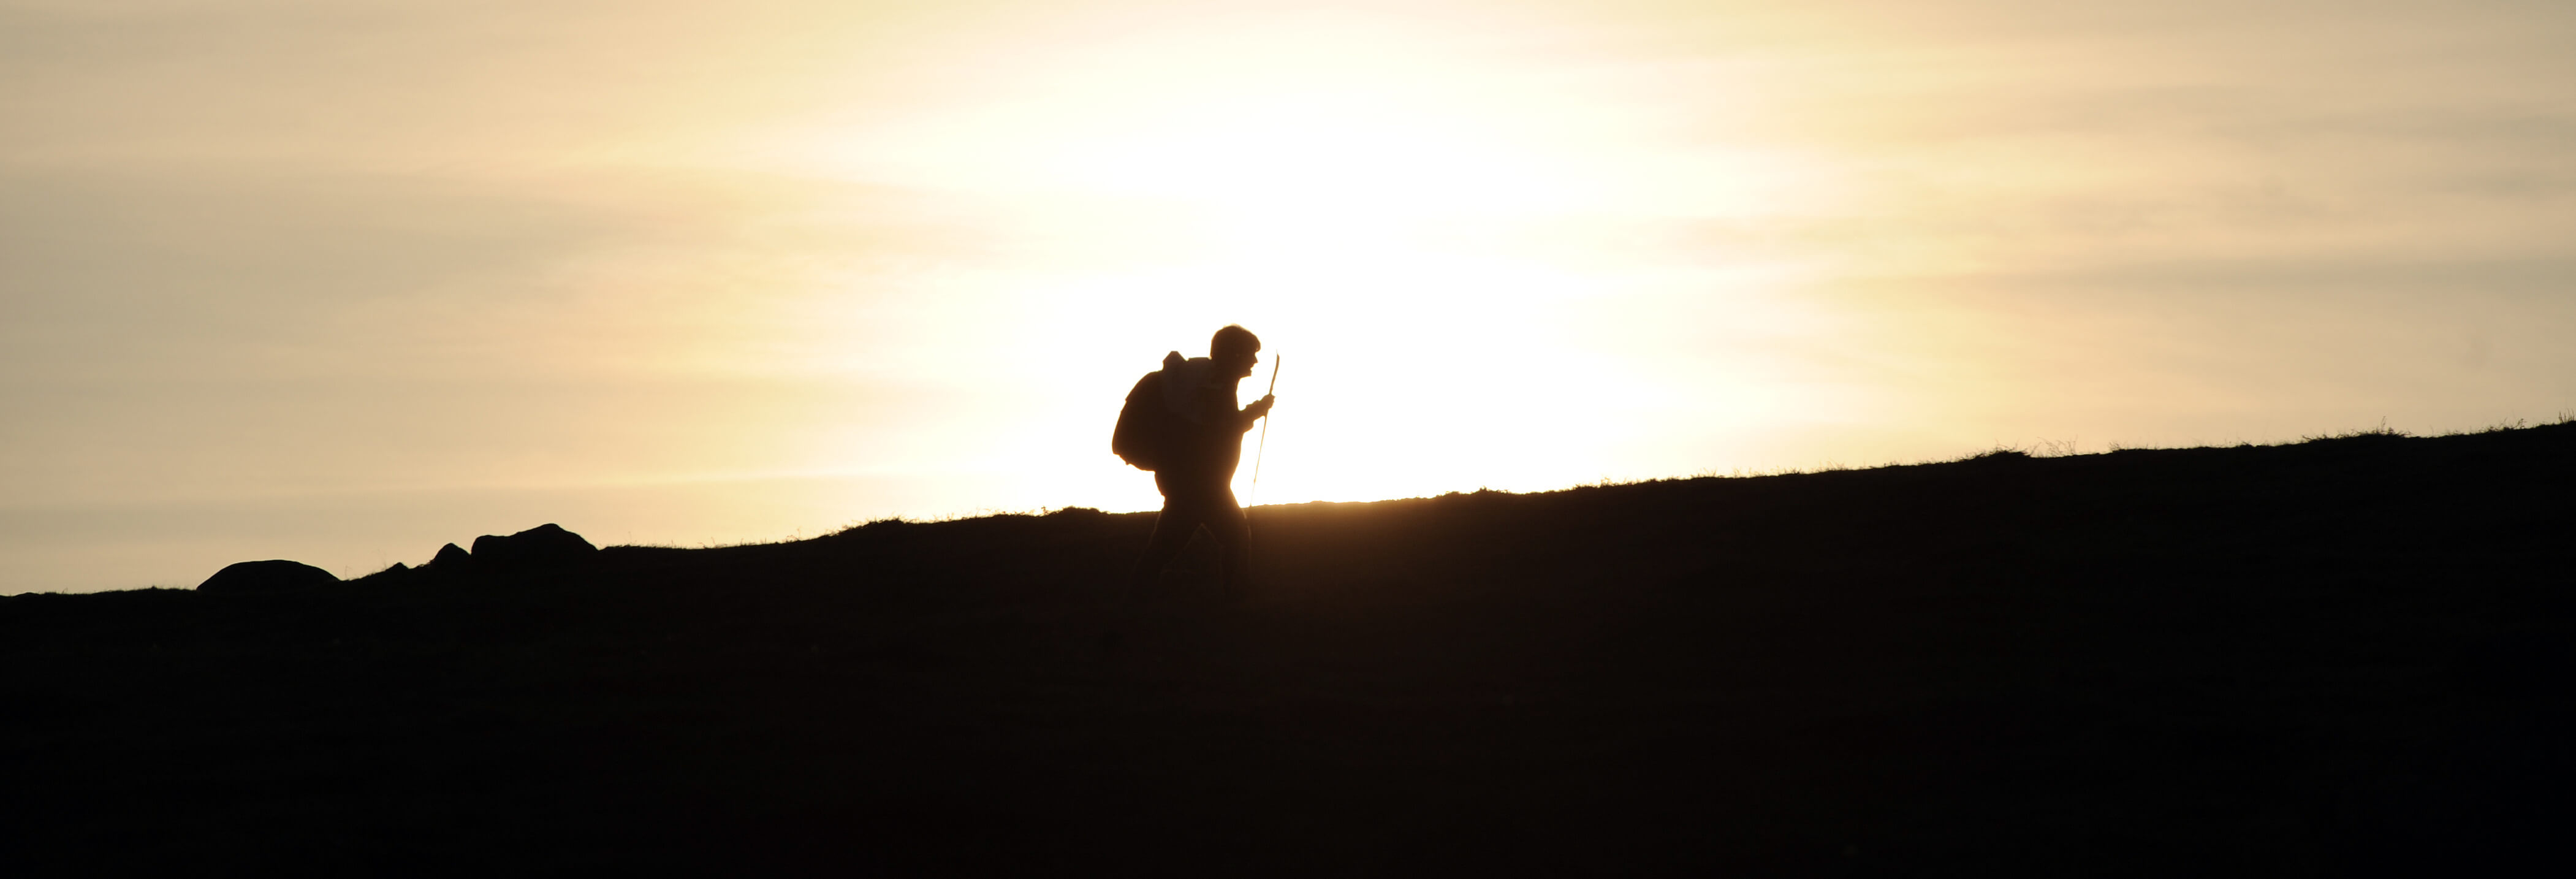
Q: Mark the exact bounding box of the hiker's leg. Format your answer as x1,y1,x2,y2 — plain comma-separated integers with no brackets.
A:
1206,490,1250,596
1129,504,1197,599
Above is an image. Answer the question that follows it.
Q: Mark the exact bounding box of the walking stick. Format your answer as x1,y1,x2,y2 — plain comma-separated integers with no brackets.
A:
1248,354,1280,506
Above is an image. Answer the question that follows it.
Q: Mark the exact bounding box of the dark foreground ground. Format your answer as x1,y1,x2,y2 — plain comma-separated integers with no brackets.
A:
6,426,2574,875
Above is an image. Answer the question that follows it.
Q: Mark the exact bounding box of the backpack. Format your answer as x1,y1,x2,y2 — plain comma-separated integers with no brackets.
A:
1112,352,1188,471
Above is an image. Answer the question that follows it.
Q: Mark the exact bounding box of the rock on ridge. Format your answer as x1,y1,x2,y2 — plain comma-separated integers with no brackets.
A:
425,542,474,573
197,560,339,593
468,523,596,568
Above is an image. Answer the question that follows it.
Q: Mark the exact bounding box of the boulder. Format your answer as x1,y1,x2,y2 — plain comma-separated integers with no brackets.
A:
197,560,339,593
427,542,473,570
468,523,597,569
346,561,412,585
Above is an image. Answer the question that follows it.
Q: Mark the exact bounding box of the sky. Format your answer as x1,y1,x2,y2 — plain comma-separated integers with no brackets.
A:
4,0,2572,593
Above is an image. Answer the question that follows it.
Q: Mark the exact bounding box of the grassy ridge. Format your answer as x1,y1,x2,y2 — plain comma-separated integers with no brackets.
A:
5,424,2572,874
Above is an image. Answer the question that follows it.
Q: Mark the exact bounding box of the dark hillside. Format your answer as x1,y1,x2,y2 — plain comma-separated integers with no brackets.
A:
6,425,2574,874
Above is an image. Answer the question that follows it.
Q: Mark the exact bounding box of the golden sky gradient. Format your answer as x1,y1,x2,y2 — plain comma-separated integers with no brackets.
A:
6,0,2573,592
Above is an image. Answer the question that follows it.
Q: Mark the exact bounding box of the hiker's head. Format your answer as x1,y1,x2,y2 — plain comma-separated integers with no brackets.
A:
1212,324,1261,379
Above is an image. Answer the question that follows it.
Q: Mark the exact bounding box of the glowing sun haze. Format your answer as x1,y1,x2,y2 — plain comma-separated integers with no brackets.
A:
4,0,2572,592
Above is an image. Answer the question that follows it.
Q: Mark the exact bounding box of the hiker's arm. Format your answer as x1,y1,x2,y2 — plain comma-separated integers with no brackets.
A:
1236,394,1275,432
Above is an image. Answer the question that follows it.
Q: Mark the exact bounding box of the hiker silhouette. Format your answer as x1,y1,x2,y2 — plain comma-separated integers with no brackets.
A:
1117,324,1276,599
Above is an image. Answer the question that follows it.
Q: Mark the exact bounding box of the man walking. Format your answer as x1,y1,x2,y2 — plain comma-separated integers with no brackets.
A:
1126,324,1276,599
